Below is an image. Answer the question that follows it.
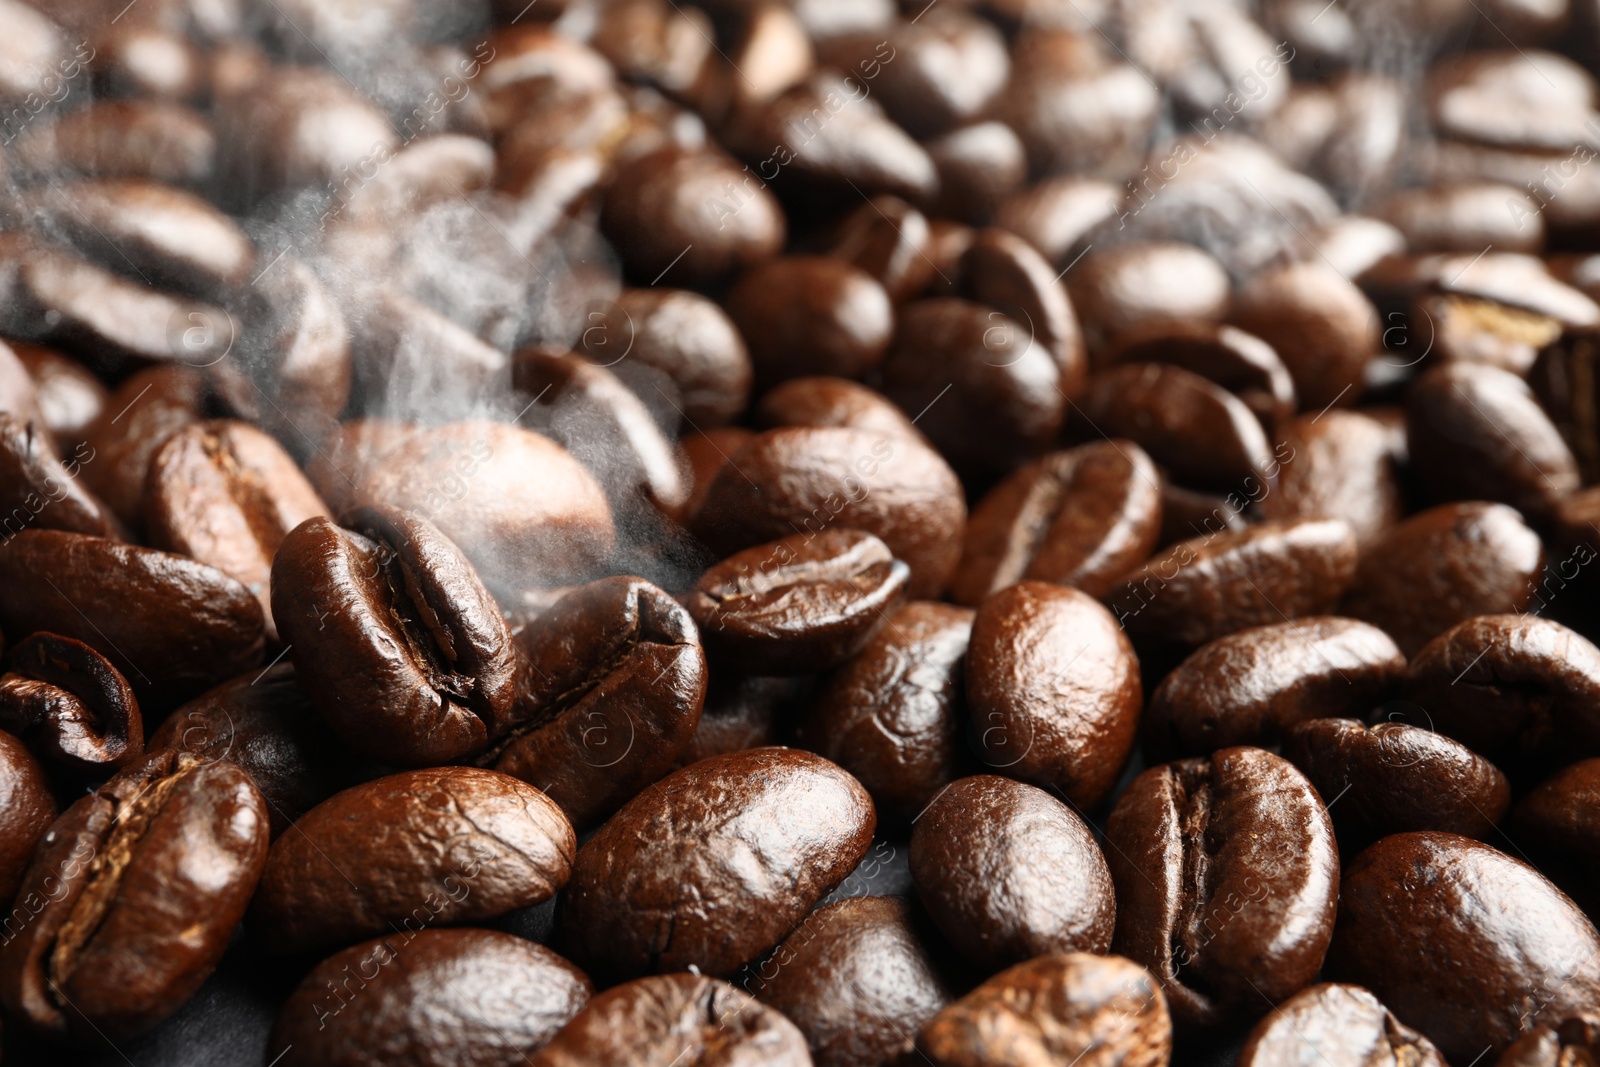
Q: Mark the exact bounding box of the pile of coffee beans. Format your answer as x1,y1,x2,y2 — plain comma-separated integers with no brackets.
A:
2,0,1600,1063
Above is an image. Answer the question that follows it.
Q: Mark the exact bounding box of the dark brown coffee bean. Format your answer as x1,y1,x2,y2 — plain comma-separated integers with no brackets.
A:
272,507,519,767
1237,983,1447,1067
957,227,1087,393
1404,615,1600,767
489,576,707,831
798,600,972,826
0,750,268,1042
272,929,592,1067
148,664,348,839
1530,328,1600,484
1258,410,1406,550
678,672,793,767
0,632,142,771
1231,260,1380,410
0,339,53,438
917,953,1169,1067
1066,241,1231,361
829,195,936,304
693,425,966,599
756,377,923,442
12,99,217,188
1145,617,1405,757
1510,758,1600,913
749,895,954,1067
1340,503,1544,657
820,14,1007,139
1078,362,1277,494
0,409,124,540
0,529,264,707
688,529,910,676
252,766,575,955
144,419,328,638
1497,1015,1600,1067
0,729,55,907
965,581,1140,808
559,747,874,979
1327,832,1600,1062
1283,718,1511,843
1105,322,1297,434
926,122,1028,226
1158,479,1252,547
1414,290,1567,377
602,146,785,287
951,440,1163,606
528,973,811,1066
993,176,1121,272
726,256,895,387
11,342,107,447
910,775,1114,971
680,426,756,525
344,289,507,420
1106,519,1359,648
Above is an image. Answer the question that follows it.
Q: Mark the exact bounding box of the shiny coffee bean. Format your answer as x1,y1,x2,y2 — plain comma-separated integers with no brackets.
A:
1107,519,1358,648
688,529,910,676
1379,181,1544,254
1105,747,1340,1028
1341,503,1544,657
0,409,124,540
755,376,924,441
952,440,1162,606
750,895,954,1067
957,227,1086,393
10,342,107,447
0,750,269,1042
1511,758,1600,914
821,14,1007,138
77,365,206,533
0,632,143,771
251,767,575,955
1144,617,1405,756
490,575,707,831
1327,832,1600,1062
1230,259,1379,410
965,581,1140,807
1258,410,1406,550
559,748,875,979
1530,327,1600,483
1105,322,1298,434
726,256,896,387
830,195,936,303
916,953,1172,1067
910,775,1115,972
272,929,592,1067
926,121,1028,225
679,426,755,526
0,729,55,907
529,973,811,1066
1066,241,1231,360
1236,983,1447,1067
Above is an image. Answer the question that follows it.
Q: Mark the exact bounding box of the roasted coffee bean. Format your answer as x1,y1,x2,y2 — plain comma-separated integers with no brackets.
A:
910,775,1115,971
344,288,508,420
272,507,519,767
1497,1015,1600,1067
965,581,1140,808
77,365,205,532
559,748,874,979
251,766,575,955
1230,260,1379,410
916,953,1171,1067
1066,241,1231,361
829,196,937,303
926,122,1028,226
0,529,264,707
693,426,966,599
1106,519,1358,648
952,441,1161,606
0,339,50,434
529,973,811,1066
0,632,142,771
1511,758,1600,896
1407,363,1578,519
1078,363,1277,494
148,664,348,838
956,227,1086,391
1159,480,1252,547
91,25,203,101
1340,503,1544,657
1530,327,1600,483
0,409,124,540
755,377,923,442
271,929,592,1067
1379,182,1543,254
1105,322,1297,434
1425,51,1595,154
144,419,328,637
11,99,218,188
0,729,55,907
1144,617,1405,757
1413,290,1568,377
726,256,895,387
820,14,1007,139
679,673,793,767
679,426,756,525
798,600,971,825
1327,832,1600,1062
1105,747,1339,1028
10,342,107,447
749,895,954,1067
1236,983,1447,1067
488,575,706,830
1282,718,1510,843
0,750,269,1042
1404,615,1600,767
1258,410,1406,550
688,530,910,676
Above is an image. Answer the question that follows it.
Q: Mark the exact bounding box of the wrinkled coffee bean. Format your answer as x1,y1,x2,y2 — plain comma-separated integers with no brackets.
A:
1236,983,1447,1067
0,632,143,771
0,729,56,907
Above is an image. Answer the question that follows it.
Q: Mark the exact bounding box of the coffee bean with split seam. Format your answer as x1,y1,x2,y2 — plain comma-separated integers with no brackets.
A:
0,632,143,772
1236,983,1447,1067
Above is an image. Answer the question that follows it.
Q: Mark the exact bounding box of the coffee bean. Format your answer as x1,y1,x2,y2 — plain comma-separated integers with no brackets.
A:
272,506,519,767
726,256,895,388
799,600,972,825
756,376,924,442
916,953,1171,1067
679,672,793,767
1379,181,1544,254
12,99,217,188
1530,328,1600,483
1105,322,1297,434
830,195,936,303
679,426,755,526
926,122,1028,225
92,25,203,101
529,973,811,1066
559,747,874,979
490,575,706,830
11,342,107,447
1237,983,1447,1067
1497,1015,1600,1067
1105,747,1340,1028
251,766,574,955
1230,260,1379,410
1144,617,1405,757
0,339,52,437
1415,290,1566,377
1327,832,1600,1062
75,365,205,533
1106,519,1358,648
1066,242,1231,361
820,14,1008,139
1510,758,1600,903
966,581,1140,807
910,775,1115,971
0,632,143,771
957,227,1086,393
1158,479,1252,548
0,750,269,1041
993,176,1120,271
0,410,124,540
749,895,954,1067
271,929,592,1067
0,728,55,907
1340,503,1544,656
951,440,1163,605
1258,409,1406,550
1426,51,1597,154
